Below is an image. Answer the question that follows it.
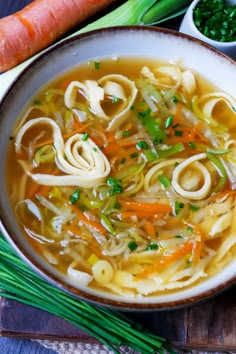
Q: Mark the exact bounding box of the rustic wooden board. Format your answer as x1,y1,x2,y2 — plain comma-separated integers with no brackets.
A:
0,285,236,350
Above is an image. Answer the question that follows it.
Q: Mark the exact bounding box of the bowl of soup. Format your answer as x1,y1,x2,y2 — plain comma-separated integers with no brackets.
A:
0,26,236,310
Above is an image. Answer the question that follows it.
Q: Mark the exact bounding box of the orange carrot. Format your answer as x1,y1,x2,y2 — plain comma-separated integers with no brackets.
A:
119,200,172,213
184,221,205,264
136,242,194,279
143,221,157,239
119,211,157,219
68,204,106,234
0,0,116,72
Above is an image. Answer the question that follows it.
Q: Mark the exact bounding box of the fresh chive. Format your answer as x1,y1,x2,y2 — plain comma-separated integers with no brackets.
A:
187,226,193,232
79,204,87,212
190,205,200,211
174,130,183,136
130,105,135,111
82,132,89,141
137,108,151,118
174,201,184,215
93,147,98,152
188,141,196,150
122,131,131,137
121,157,126,164
172,123,179,129
130,152,138,158
175,235,184,238
128,241,138,251
112,96,120,103
94,61,100,69
69,189,81,205
158,175,171,188
172,96,178,103
165,115,174,128
0,235,171,354
206,148,233,155
146,243,158,251
106,177,123,195
136,140,148,150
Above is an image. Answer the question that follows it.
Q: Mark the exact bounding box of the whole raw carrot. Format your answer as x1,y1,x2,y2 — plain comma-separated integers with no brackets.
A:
0,0,116,72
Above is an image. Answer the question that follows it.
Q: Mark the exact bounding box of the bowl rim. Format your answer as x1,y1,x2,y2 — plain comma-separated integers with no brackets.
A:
1,25,236,310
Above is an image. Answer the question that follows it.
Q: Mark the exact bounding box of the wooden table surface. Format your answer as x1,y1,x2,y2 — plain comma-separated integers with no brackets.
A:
0,1,235,354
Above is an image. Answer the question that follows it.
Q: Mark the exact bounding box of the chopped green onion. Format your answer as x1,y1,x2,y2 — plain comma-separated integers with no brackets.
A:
187,226,193,232
94,61,100,70
82,132,89,141
136,140,148,150
122,131,131,137
130,105,135,111
174,201,184,215
172,96,178,103
106,177,124,195
146,243,158,251
112,96,120,103
137,108,151,118
121,157,126,164
175,234,184,238
130,152,139,158
93,147,98,152
189,141,196,150
165,115,174,128
190,204,200,211
128,241,138,251
158,175,171,188
69,189,81,205
174,130,183,137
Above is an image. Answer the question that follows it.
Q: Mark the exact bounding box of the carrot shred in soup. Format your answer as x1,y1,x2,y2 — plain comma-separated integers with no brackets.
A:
7,57,236,297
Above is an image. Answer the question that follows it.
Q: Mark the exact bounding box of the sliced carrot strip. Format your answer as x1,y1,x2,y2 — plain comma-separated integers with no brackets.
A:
119,200,172,213
136,242,194,279
68,204,106,234
143,221,157,239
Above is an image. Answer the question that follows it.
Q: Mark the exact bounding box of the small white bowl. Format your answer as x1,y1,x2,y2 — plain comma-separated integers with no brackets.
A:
180,0,236,59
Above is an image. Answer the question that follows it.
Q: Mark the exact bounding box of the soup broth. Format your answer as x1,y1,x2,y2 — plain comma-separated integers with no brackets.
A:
7,57,236,298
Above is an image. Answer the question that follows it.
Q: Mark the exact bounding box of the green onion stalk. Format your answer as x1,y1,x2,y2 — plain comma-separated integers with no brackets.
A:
0,235,175,354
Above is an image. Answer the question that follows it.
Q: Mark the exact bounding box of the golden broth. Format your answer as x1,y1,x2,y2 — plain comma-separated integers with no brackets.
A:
6,57,236,297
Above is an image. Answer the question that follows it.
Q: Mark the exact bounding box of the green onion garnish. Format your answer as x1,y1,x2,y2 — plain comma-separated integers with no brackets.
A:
190,205,200,211
146,243,158,251
165,115,174,128
69,189,81,205
128,241,138,251
136,140,148,150
158,175,171,189
122,131,131,137
112,96,120,103
121,157,126,164
174,130,183,137
106,177,124,195
189,141,196,150
94,61,100,69
172,96,178,103
82,132,89,141
130,152,138,158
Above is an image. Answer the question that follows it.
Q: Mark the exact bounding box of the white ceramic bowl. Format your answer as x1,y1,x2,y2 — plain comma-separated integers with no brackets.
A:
180,0,236,59
0,26,236,310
